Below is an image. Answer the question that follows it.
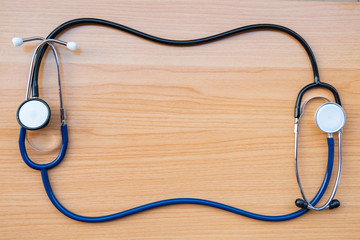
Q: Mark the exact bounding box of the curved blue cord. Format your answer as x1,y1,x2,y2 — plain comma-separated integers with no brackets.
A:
19,125,68,170
38,138,334,222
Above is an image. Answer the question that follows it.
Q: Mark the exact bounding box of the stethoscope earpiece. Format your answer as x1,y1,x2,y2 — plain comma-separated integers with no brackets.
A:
315,102,345,134
295,198,308,209
12,37,77,51
295,198,340,210
17,98,51,130
329,199,340,209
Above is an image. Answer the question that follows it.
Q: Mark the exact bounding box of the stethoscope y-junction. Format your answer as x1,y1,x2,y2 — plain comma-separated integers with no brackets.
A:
14,18,345,222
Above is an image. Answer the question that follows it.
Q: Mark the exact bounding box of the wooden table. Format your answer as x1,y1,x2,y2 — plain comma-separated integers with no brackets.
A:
1,1,359,239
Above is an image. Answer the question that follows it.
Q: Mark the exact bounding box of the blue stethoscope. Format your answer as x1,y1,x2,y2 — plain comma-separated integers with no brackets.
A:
14,18,345,222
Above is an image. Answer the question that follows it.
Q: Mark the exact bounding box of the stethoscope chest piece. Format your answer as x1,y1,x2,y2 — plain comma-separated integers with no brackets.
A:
315,102,345,134
17,98,51,130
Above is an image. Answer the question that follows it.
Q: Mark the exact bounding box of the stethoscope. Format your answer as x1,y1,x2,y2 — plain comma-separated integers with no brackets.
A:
13,18,345,222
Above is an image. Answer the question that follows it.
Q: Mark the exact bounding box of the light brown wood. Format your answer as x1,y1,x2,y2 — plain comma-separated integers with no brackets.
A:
0,1,359,239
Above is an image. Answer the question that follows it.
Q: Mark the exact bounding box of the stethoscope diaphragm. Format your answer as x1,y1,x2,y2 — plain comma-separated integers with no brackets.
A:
315,102,345,134
17,98,51,130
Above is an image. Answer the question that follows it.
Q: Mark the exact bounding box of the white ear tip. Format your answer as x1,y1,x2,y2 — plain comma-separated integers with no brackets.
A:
12,37,23,47
66,42,77,51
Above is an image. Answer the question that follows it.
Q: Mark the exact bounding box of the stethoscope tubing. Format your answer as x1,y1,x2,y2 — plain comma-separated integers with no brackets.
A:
19,130,333,222
28,19,342,118
41,138,333,223
30,19,320,98
19,125,68,170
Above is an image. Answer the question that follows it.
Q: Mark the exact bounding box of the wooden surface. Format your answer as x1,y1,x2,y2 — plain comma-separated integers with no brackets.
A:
0,1,359,239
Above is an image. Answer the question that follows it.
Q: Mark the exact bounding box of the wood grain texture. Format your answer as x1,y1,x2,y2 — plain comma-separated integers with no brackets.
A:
0,1,359,239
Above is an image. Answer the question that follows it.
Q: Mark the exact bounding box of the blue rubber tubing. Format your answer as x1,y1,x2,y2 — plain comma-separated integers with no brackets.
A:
38,137,335,222
19,125,68,170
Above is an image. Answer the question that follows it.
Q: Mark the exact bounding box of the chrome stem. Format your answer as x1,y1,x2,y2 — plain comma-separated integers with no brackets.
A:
25,38,66,124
